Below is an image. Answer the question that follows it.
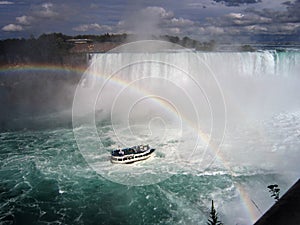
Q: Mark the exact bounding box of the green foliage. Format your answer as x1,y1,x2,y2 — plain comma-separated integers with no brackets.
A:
73,33,127,43
267,184,280,202
160,35,216,51
0,33,73,65
0,32,219,65
239,44,255,52
207,200,223,225
0,33,130,65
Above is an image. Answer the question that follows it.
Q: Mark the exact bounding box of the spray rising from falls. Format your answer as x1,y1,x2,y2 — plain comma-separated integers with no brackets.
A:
70,44,300,224
73,42,300,185
73,41,225,185
84,50,300,121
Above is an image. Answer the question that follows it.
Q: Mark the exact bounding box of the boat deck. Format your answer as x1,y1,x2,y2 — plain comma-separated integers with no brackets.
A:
111,145,155,164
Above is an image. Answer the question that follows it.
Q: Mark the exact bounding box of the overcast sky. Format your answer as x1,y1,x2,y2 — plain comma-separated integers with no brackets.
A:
0,0,299,42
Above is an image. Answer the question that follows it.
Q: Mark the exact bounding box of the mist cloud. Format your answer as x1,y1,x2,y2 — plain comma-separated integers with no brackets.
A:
119,6,196,39
120,6,173,39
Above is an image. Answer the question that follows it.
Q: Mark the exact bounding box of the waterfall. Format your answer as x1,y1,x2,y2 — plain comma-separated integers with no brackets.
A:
78,50,299,123
87,51,299,81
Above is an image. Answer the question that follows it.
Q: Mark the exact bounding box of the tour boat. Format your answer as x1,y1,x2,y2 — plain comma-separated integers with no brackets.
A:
111,144,155,164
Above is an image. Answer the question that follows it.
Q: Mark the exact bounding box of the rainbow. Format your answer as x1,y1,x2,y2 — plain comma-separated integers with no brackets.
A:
0,61,261,223
0,63,87,75
84,57,262,223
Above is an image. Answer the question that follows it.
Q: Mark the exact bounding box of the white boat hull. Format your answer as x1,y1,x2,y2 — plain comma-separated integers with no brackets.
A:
111,147,155,164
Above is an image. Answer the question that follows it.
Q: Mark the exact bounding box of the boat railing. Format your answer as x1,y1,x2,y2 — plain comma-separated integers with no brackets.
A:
111,149,154,161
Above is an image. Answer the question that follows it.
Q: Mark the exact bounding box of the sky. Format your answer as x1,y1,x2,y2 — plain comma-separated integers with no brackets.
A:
0,0,299,43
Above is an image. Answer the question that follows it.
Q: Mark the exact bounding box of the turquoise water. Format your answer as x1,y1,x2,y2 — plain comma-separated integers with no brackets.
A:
0,120,296,225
